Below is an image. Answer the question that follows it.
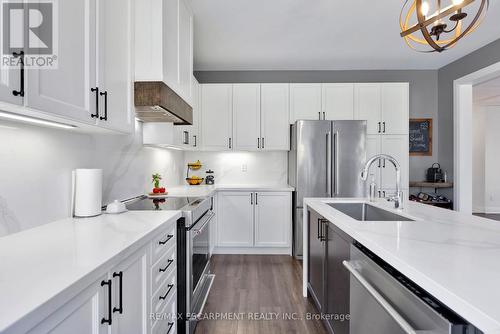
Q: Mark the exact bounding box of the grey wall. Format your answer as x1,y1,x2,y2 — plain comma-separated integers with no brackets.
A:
194,70,439,183
438,38,500,184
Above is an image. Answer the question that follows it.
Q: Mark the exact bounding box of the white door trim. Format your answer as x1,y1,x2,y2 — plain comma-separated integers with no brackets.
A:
453,61,500,214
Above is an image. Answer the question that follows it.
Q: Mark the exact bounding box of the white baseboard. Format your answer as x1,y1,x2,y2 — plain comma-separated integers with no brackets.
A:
485,207,500,214
212,247,292,255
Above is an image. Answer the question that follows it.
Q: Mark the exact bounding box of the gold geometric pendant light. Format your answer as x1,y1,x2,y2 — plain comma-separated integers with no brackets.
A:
400,0,489,52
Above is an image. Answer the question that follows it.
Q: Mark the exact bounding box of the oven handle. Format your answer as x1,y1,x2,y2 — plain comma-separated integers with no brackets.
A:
192,211,215,236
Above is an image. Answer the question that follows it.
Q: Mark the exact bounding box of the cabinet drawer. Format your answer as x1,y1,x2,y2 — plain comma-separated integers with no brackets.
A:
152,293,177,334
152,269,176,316
151,244,176,295
152,223,176,265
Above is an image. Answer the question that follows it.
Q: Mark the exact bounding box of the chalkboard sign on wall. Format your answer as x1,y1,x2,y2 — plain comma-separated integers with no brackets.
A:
409,119,432,156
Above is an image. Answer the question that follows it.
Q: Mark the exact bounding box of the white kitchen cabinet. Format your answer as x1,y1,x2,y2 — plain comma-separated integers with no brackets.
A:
96,0,134,133
322,84,354,120
366,134,382,189
217,192,254,247
380,135,409,192
354,84,381,135
110,248,148,334
200,84,233,150
254,192,291,247
289,84,322,123
178,0,194,103
260,84,290,151
232,84,261,151
175,75,200,149
381,83,409,135
26,275,108,334
26,0,97,124
0,2,22,106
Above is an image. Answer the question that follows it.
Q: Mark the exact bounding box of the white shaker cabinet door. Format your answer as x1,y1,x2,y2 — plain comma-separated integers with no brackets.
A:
260,84,290,151
26,275,108,334
289,84,322,123
200,84,233,150
232,84,261,151
110,248,148,334
380,135,409,191
381,83,409,135
26,0,97,124
354,84,381,135
322,83,354,120
217,192,254,247
96,0,134,133
254,192,291,247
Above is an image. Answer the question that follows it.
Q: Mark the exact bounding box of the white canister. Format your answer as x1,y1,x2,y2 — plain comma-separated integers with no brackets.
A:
72,169,103,217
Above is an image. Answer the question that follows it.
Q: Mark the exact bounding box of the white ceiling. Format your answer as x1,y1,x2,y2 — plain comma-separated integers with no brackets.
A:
189,0,500,71
474,76,500,106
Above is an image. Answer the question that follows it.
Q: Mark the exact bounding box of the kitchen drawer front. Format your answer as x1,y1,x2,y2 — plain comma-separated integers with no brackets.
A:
152,223,176,265
152,293,177,334
152,269,176,316
151,243,176,295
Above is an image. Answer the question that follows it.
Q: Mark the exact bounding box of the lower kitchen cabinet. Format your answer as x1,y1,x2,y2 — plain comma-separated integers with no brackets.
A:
216,191,292,252
307,208,352,334
25,275,108,334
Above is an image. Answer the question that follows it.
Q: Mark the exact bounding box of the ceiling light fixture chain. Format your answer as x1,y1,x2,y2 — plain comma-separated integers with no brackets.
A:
400,0,488,52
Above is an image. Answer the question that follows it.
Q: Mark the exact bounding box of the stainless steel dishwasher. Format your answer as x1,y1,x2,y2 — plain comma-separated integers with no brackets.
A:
343,242,481,334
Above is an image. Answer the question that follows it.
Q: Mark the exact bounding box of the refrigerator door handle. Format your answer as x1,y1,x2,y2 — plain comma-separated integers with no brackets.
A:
326,131,332,197
334,131,340,195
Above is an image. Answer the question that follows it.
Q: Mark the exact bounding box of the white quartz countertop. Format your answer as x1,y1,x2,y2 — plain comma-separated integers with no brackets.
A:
303,198,500,333
0,210,181,332
164,184,294,197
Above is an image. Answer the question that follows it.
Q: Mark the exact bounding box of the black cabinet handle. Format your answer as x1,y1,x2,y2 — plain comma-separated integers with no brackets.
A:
159,284,174,300
262,137,265,149
167,322,174,334
112,272,123,314
323,112,326,120
101,279,112,325
250,193,253,205
382,122,386,133
12,51,24,97
257,138,260,149
378,159,381,168
99,91,108,121
159,259,174,273
377,122,381,133
193,135,197,147
229,138,232,149
159,234,174,245
255,193,258,205
91,87,99,118
383,159,386,168
317,218,321,240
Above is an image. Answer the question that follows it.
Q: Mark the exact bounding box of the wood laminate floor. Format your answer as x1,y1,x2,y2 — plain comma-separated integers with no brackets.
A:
194,255,327,334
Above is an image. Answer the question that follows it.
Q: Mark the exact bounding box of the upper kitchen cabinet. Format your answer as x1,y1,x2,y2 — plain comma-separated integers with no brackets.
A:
25,0,97,124
260,84,290,150
381,83,409,135
232,84,261,151
96,0,134,133
354,83,409,135
135,0,194,105
322,83,354,120
289,84,322,123
354,84,381,135
200,84,233,150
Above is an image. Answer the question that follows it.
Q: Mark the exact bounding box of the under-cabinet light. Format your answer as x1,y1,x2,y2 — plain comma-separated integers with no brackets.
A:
0,111,77,130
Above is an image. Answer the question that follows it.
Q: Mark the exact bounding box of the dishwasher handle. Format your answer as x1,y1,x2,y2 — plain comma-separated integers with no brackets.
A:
343,261,418,334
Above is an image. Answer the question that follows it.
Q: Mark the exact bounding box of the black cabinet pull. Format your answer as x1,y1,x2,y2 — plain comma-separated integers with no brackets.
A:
323,112,326,120
91,87,99,118
383,159,386,168
378,159,381,168
167,322,174,334
159,259,174,273
112,272,123,314
250,193,253,205
377,122,381,133
12,51,24,97
382,122,386,133
159,234,174,245
257,138,260,149
255,193,258,205
262,137,265,149
99,91,108,121
159,284,174,300
193,135,197,147
317,218,321,240
101,279,112,325
228,138,232,149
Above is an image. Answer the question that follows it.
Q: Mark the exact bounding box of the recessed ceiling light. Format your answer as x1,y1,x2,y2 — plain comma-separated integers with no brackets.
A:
0,111,77,130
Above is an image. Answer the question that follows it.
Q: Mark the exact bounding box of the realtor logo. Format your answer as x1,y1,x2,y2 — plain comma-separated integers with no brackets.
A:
1,0,58,69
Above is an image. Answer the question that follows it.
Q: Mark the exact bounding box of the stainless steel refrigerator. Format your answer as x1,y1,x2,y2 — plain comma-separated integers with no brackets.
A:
289,120,367,257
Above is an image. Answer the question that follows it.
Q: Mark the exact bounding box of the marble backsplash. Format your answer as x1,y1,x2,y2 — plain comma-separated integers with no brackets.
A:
0,120,185,237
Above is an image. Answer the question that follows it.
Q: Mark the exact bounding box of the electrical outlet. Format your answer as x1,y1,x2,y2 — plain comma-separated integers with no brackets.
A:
241,164,247,172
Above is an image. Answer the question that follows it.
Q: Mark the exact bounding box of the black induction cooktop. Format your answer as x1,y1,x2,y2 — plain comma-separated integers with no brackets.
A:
125,196,200,211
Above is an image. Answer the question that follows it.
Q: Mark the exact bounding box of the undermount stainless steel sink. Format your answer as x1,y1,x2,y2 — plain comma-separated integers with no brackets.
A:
327,202,414,221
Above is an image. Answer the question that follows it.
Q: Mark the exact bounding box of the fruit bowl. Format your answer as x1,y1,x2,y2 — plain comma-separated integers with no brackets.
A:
186,177,204,185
